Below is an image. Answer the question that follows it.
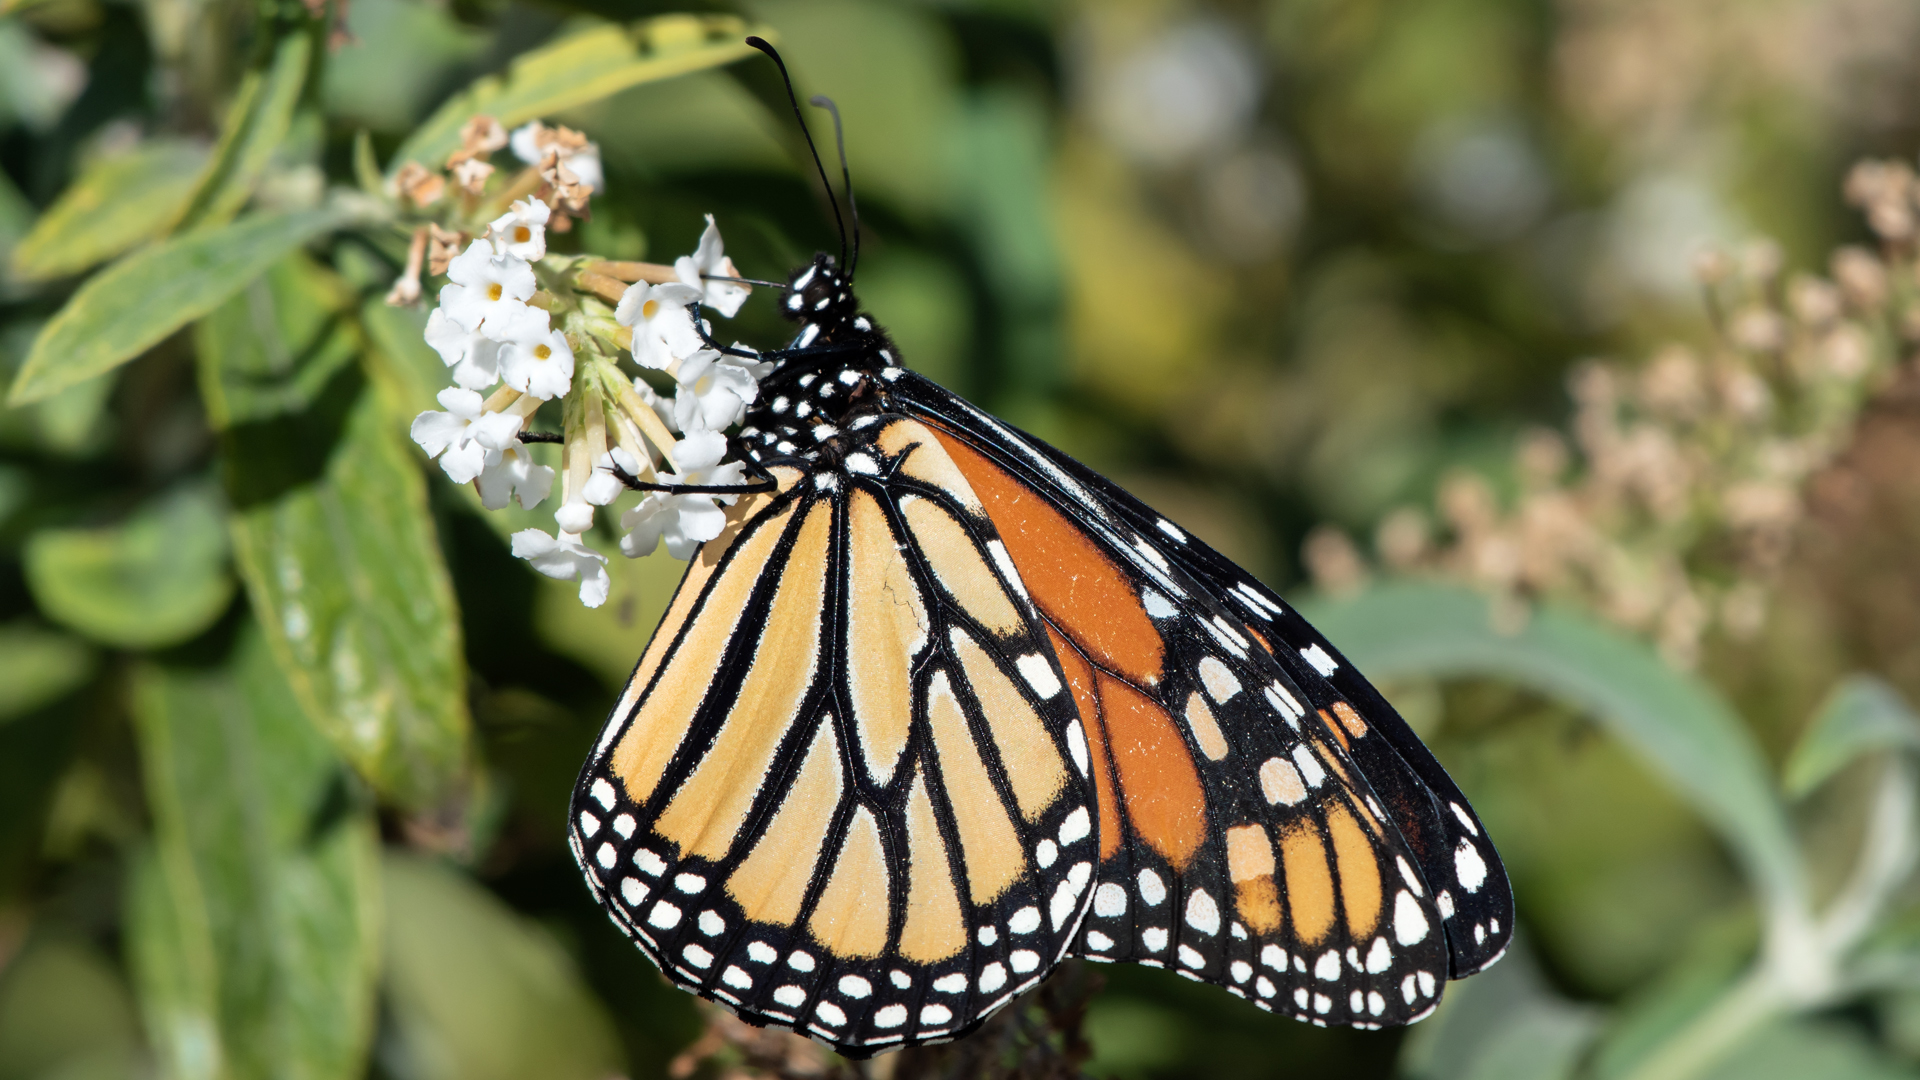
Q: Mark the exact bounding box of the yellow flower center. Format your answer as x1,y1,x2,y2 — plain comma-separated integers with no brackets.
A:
533,344,552,361
513,226,532,243
642,299,659,319
487,283,503,301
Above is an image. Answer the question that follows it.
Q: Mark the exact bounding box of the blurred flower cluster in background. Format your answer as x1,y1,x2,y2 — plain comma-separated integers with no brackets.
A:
5,0,1920,1078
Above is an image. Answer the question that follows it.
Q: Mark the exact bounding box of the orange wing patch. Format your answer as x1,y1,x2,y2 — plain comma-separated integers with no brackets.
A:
1096,672,1207,871
931,430,1164,686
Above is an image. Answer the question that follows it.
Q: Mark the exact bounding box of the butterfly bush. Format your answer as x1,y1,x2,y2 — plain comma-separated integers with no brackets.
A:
395,116,763,607
1303,158,1917,669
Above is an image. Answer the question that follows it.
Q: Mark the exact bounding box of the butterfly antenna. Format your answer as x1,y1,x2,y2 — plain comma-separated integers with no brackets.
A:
745,37,848,271
809,94,861,278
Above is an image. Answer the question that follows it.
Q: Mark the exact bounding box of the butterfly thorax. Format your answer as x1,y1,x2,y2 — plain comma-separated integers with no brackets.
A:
740,254,903,463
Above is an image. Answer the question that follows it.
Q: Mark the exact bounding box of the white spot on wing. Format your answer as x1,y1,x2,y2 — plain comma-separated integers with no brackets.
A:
1178,944,1205,969
874,1004,907,1028
1299,644,1338,676
837,975,871,999
1009,907,1042,934
683,944,713,968
590,778,615,809
1199,656,1242,703
979,962,1007,992
1141,928,1168,953
1017,654,1062,698
1066,723,1089,775
1455,841,1488,893
1142,590,1177,618
1365,937,1391,973
1451,802,1481,835
1010,949,1041,973
1137,869,1167,906
987,541,1028,600
1394,890,1430,945
774,985,806,1008
1291,746,1327,788
1185,889,1221,935
1314,950,1341,981
1094,883,1127,918
1156,519,1186,541
1059,806,1091,845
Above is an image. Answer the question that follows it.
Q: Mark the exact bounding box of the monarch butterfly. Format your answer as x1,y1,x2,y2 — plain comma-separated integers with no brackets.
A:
567,39,1511,1059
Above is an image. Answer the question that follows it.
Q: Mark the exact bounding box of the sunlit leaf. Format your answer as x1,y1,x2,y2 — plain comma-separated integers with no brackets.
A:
1783,675,1920,797
228,380,470,809
9,140,207,282
1301,582,1806,931
391,15,765,175
382,853,622,1080
171,33,313,233
126,624,381,1080
8,205,355,406
23,484,234,649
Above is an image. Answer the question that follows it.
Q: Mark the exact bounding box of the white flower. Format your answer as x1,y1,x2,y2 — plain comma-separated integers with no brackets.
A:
509,122,545,165
410,387,523,483
555,498,595,534
424,308,502,390
511,528,610,607
499,328,575,400
440,241,538,334
675,215,751,317
477,441,554,510
634,376,679,433
582,448,634,508
615,280,705,369
564,144,603,192
672,350,758,432
620,430,746,560
486,198,551,261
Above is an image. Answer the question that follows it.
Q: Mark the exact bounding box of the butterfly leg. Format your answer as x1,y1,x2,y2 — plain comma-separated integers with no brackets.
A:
608,454,778,496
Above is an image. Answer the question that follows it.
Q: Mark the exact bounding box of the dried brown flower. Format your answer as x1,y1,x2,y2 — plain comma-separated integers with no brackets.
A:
392,161,445,209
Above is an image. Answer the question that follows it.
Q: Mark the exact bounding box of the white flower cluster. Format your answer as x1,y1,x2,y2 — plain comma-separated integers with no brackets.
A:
408,197,763,608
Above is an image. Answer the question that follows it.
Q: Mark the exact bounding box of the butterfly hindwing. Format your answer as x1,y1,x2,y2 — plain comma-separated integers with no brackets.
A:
570,426,1100,1057
890,372,1508,1020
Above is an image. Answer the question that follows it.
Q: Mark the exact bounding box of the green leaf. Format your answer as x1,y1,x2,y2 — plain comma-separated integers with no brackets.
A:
0,937,144,1080
1783,675,1920,797
9,140,209,282
359,298,449,416
381,853,622,1080
9,205,353,406
1694,1019,1919,1080
23,484,234,649
227,379,470,809
171,33,314,234
1301,582,1806,928
390,15,765,174
0,622,93,724
126,623,381,1080
0,160,35,276
1402,939,1600,1080
195,253,363,430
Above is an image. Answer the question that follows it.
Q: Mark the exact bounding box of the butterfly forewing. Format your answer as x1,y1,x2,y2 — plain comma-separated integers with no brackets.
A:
891,372,1508,1021
971,408,1517,979
571,423,1100,1057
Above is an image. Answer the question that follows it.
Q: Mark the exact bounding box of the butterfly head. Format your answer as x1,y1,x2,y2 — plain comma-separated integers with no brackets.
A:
781,253,860,331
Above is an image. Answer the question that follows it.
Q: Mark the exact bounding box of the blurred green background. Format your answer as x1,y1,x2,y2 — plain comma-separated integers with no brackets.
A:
4,0,1920,1078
